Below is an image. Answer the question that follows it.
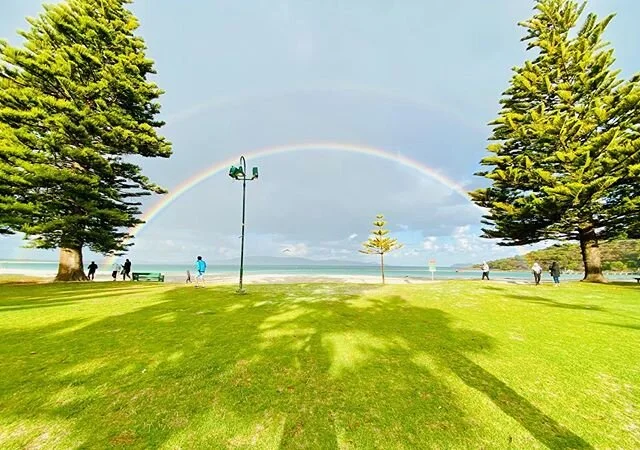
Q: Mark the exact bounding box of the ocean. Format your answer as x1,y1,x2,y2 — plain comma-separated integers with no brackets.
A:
0,260,632,282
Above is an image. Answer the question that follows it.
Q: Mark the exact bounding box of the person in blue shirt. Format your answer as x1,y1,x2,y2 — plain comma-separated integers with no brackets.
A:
195,256,207,287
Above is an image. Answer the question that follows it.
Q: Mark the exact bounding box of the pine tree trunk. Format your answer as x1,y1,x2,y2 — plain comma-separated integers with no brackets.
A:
380,253,385,284
55,246,88,281
578,227,606,283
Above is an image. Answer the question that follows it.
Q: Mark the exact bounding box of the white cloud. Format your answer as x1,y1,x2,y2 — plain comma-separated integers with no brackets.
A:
423,241,438,251
348,233,358,241
423,236,439,250
329,248,352,259
453,225,471,236
452,225,474,251
281,243,309,257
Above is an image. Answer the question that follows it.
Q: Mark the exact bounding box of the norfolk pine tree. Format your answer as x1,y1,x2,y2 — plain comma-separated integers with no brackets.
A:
360,214,403,284
0,124,35,235
0,0,171,280
471,0,640,283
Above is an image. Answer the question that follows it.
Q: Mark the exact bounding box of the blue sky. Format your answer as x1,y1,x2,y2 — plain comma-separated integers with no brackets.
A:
1,0,639,265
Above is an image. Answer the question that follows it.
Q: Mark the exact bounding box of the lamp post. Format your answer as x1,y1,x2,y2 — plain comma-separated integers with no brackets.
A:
229,156,259,293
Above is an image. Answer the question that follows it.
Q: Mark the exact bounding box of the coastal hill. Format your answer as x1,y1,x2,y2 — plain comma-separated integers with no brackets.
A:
482,240,640,272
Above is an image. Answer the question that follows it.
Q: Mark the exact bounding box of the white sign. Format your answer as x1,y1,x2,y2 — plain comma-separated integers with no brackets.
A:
428,259,436,280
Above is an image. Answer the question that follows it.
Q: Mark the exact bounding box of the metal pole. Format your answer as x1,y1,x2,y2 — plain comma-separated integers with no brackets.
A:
239,156,247,293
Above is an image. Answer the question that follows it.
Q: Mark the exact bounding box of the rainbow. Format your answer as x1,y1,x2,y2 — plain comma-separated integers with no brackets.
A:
164,85,485,134
106,142,479,265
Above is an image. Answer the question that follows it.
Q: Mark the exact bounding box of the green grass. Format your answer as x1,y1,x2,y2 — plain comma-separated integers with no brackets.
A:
0,274,49,284
0,281,638,449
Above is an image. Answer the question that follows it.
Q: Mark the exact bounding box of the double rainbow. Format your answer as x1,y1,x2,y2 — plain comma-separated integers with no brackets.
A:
106,142,477,264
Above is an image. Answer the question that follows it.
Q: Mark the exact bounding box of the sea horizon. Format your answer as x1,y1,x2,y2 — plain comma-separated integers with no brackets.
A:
1,260,634,282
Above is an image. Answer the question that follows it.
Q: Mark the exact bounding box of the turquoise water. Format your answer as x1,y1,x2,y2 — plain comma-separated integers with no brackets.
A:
0,261,633,281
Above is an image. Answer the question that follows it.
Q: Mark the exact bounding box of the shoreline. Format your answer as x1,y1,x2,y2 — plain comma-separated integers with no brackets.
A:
1,269,636,285
0,270,435,285
0,270,577,285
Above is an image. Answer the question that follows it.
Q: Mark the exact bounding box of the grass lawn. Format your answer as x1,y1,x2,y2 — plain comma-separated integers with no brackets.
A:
0,280,638,449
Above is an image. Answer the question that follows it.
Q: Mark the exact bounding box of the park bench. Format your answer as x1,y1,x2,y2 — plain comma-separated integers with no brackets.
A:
634,277,640,284
132,272,165,282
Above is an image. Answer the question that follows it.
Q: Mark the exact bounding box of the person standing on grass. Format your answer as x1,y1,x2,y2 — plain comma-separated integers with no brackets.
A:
481,261,490,280
87,261,98,280
550,261,561,286
195,256,207,288
111,260,122,281
532,262,542,285
122,259,132,280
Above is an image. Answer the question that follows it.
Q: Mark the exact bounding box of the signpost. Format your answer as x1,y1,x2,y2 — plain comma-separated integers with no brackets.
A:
428,259,437,280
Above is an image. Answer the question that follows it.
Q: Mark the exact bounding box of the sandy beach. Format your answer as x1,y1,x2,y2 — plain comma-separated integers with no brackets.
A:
196,273,435,285
0,269,434,285
3,267,631,285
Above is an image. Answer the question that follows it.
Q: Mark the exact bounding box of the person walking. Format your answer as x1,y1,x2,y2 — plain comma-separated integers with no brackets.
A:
195,256,207,288
111,260,122,281
186,270,192,283
531,262,542,285
481,261,490,280
550,262,561,286
122,259,132,280
87,261,98,281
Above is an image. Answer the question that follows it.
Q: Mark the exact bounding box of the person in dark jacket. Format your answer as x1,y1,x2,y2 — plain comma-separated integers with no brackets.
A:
122,259,132,280
550,262,561,286
87,261,98,281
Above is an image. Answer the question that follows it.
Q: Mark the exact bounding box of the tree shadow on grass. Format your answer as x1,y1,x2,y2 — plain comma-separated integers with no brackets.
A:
442,349,593,449
0,283,163,308
475,284,506,291
0,283,593,449
591,321,640,331
604,282,640,290
0,302,82,312
503,293,604,311
239,292,592,449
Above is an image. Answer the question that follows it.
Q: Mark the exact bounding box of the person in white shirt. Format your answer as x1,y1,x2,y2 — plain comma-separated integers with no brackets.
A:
481,262,490,280
111,261,122,281
532,262,543,285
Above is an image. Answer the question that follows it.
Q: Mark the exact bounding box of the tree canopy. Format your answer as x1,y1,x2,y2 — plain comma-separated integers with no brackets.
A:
360,214,403,284
471,0,640,283
481,240,640,273
0,0,171,280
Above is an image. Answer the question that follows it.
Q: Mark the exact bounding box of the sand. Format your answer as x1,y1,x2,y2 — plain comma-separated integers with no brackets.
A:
0,269,434,285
